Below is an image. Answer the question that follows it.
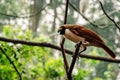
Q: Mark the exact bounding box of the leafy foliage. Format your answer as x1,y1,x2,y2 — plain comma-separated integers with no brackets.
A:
0,25,65,80
73,69,90,80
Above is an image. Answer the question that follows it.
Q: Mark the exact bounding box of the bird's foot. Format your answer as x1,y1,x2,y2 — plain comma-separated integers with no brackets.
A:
73,41,83,59
75,42,82,48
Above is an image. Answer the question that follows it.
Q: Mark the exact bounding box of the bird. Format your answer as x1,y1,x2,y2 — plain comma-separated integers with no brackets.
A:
57,24,116,58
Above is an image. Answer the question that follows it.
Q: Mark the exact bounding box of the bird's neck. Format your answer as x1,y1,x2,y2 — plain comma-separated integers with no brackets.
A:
60,28,66,35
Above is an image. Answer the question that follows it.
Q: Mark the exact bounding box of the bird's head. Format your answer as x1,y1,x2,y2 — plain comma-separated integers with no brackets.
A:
57,24,77,35
57,25,66,35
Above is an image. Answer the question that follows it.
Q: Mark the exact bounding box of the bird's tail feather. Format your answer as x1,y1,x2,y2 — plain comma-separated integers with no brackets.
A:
100,43,116,58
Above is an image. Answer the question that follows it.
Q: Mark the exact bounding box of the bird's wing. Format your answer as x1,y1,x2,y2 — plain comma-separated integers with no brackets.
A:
69,26,104,44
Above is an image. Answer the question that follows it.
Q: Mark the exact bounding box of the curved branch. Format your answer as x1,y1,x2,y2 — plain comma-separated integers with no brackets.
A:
99,1,120,31
0,47,22,80
0,37,120,63
69,1,99,27
0,3,49,18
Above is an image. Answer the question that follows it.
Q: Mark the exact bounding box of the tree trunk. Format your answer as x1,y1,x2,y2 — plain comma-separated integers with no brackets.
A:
29,0,45,33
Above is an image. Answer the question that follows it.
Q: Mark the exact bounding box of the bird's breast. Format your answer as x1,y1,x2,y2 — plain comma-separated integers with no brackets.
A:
64,29,85,43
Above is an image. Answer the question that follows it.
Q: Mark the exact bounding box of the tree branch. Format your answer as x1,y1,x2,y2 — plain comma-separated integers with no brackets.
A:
60,37,69,72
68,42,82,79
99,1,120,31
0,36,120,63
0,3,49,18
69,1,99,27
0,46,22,80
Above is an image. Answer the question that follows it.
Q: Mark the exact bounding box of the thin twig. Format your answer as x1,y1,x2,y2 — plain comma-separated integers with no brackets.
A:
69,1,98,27
69,42,82,79
64,0,69,24
90,9,120,26
60,38,69,72
0,4,49,18
0,36,120,63
99,1,120,31
0,47,22,80
61,0,70,79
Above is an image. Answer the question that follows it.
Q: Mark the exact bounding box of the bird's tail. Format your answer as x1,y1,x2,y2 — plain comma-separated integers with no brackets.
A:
100,43,116,58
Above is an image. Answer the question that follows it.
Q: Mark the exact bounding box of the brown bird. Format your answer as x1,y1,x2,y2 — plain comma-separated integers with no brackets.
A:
58,24,116,58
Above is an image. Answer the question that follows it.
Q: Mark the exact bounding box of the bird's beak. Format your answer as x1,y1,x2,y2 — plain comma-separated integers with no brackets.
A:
57,27,62,33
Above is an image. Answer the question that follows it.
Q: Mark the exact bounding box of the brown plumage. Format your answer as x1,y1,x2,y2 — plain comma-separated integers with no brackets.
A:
58,24,116,58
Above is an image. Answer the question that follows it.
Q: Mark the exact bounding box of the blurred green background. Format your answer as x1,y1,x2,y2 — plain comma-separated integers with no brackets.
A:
0,0,120,80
